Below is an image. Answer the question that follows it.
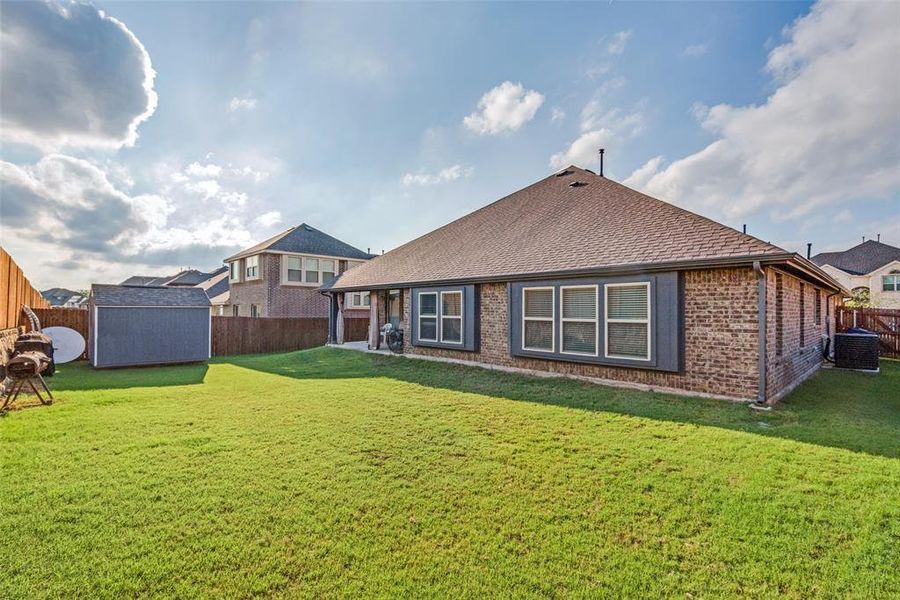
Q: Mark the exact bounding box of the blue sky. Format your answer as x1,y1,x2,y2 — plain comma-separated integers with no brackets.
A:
1,1,898,289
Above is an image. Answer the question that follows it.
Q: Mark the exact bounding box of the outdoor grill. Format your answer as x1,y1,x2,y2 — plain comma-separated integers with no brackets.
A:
1,307,55,411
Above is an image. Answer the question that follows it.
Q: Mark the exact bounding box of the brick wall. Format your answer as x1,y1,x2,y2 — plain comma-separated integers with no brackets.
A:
765,267,833,401
398,268,764,401
228,253,331,318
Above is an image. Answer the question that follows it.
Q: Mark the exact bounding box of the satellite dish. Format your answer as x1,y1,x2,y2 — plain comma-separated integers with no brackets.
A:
43,327,86,364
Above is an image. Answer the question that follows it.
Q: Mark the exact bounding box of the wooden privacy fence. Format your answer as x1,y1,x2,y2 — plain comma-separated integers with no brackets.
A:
836,307,900,358
211,316,324,356
1,247,49,329
212,316,371,356
343,317,370,342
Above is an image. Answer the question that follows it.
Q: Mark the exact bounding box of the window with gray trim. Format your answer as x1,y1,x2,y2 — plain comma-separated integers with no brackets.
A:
523,287,554,352
411,285,478,351
440,291,463,343
509,274,681,373
605,283,651,360
418,292,438,341
561,285,597,355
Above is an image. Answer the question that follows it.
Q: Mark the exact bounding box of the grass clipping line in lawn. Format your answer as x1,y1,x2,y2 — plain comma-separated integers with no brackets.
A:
1,348,898,598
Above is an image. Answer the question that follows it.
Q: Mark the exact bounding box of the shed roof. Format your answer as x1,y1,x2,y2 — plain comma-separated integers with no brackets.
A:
811,240,900,275
327,166,818,291
91,284,211,307
225,223,374,262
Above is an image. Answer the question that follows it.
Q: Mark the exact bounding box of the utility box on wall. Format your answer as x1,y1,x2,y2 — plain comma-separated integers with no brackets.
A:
89,285,211,368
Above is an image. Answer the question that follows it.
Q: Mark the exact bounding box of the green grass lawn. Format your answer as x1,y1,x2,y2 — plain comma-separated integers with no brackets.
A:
1,349,898,598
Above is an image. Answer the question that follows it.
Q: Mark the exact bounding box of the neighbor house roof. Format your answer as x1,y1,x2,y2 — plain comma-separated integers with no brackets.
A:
120,275,173,286
810,240,900,275
328,166,840,292
225,223,373,262
121,267,229,288
203,275,230,304
91,284,211,307
41,288,86,306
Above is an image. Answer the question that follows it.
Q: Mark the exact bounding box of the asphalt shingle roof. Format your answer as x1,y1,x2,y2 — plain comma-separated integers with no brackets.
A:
91,285,211,307
328,166,786,290
225,224,373,262
811,240,900,275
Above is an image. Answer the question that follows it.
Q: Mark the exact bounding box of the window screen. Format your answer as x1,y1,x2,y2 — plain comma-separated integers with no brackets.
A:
322,260,335,284
245,256,259,279
561,286,597,355
305,258,319,284
606,284,650,359
419,292,438,341
523,288,554,352
440,291,462,343
286,256,302,282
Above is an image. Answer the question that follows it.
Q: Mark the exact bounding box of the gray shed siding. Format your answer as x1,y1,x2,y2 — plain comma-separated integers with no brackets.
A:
93,307,210,368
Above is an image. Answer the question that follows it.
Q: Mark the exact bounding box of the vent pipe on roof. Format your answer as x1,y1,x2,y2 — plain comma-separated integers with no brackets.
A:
598,148,605,177
807,243,812,259
877,234,881,242
742,224,747,234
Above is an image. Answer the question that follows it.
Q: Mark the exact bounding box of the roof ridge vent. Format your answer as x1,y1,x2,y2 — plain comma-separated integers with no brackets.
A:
555,170,574,177
568,181,588,188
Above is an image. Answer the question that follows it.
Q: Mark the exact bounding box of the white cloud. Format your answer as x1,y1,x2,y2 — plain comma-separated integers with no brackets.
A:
549,129,614,170
682,43,709,58
186,179,221,200
255,211,282,227
0,1,157,150
634,1,900,221
463,81,544,135
623,156,665,189
402,164,474,187
229,165,270,183
185,162,223,178
551,107,566,123
0,154,264,287
581,97,646,137
228,96,258,112
606,30,633,55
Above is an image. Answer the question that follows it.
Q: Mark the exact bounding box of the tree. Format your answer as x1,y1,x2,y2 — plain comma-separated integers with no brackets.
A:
845,287,871,308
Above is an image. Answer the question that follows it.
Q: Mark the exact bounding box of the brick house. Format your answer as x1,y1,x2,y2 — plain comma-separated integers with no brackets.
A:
225,224,373,318
324,166,846,404
811,239,900,308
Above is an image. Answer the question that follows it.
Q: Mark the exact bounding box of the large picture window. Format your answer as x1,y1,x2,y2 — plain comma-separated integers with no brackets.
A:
605,283,650,360
523,287,554,352
561,285,598,356
510,275,678,372
418,292,438,341
440,291,463,344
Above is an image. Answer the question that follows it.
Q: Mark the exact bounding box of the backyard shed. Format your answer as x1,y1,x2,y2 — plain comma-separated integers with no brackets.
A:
89,284,211,368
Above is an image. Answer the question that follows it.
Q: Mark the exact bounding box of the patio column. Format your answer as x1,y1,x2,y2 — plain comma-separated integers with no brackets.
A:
368,291,380,350
335,293,345,345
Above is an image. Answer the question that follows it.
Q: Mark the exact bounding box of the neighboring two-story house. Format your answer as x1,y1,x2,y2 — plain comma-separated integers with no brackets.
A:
224,224,373,318
811,239,900,308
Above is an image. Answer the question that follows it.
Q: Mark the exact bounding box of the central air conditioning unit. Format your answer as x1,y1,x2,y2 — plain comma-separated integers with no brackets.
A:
834,329,880,372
